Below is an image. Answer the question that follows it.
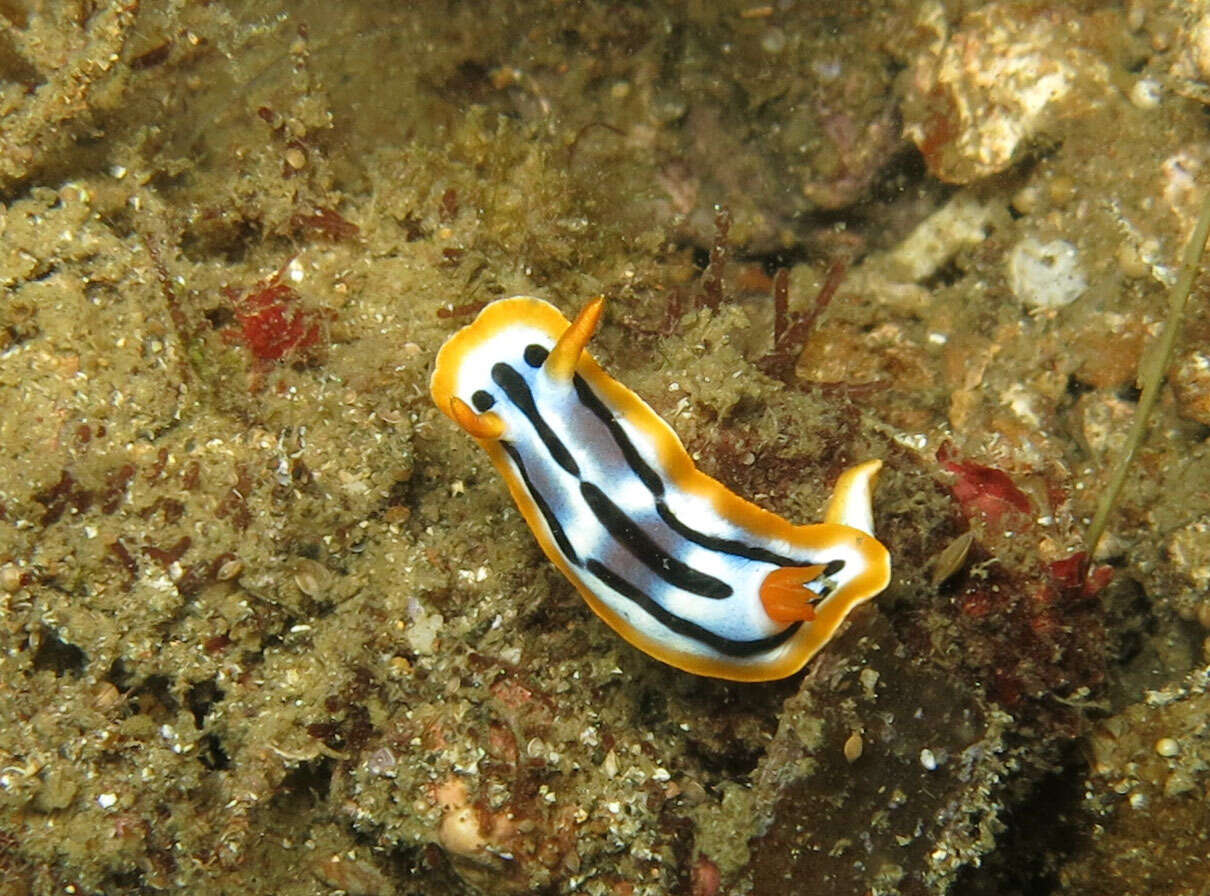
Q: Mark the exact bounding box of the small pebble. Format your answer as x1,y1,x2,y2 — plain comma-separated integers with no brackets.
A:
1011,184,1041,216
93,682,123,711
388,656,412,675
1126,2,1144,31
1155,737,1180,758
384,504,411,524
1171,352,1210,426
859,668,880,697
680,778,708,804
760,27,786,54
1130,78,1163,110
1116,242,1150,279
843,731,863,763
285,147,307,170
931,531,974,586
1047,176,1076,206
1164,769,1195,798
1,564,21,592
294,571,320,597
439,806,486,858
216,558,243,581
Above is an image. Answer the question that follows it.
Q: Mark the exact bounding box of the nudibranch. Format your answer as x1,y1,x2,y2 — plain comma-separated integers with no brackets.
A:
430,296,891,681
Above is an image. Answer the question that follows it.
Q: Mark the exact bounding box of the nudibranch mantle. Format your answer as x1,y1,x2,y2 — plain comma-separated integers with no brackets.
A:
431,296,891,681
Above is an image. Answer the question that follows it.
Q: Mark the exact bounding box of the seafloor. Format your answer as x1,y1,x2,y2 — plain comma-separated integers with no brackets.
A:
1,1,1209,894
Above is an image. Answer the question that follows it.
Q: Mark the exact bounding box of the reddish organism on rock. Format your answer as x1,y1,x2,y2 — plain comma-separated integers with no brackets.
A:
931,445,1115,711
290,206,360,242
937,442,1033,525
223,263,323,362
690,856,721,896
1049,551,1116,601
945,549,1111,710
436,299,489,320
759,259,846,383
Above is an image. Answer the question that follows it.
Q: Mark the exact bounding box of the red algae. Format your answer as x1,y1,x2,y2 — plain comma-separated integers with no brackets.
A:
225,278,322,362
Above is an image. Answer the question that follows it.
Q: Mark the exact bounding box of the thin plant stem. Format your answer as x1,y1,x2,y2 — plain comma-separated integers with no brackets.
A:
1085,187,1210,560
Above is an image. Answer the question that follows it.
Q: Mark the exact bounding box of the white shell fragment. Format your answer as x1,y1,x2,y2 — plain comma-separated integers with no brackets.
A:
885,193,993,283
1008,237,1087,310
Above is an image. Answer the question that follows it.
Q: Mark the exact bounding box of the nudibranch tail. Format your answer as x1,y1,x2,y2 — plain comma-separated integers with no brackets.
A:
449,395,505,440
824,459,882,535
430,295,893,682
545,295,604,382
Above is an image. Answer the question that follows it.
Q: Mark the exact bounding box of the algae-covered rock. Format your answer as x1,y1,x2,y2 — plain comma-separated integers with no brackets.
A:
2,1,1209,894
1062,667,1210,893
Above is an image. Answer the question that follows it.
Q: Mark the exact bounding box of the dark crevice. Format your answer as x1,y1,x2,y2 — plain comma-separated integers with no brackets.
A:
276,757,335,805
921,257,966,291
1065,374,1095,400
31,628,87,677
197,733,230,771
104,658,134,692
950,749,1090,896
128,674,178,718
867,144,932,205
186,677,224,728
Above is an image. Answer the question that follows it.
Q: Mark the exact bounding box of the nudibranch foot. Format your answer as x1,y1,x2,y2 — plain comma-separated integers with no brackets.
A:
431,295,892,681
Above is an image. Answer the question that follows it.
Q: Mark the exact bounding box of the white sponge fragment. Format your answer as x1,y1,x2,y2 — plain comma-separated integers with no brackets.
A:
1008,237,1087,310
